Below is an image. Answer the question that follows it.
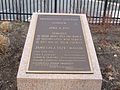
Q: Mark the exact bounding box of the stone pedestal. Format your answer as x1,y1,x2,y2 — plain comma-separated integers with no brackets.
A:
17,13,102,90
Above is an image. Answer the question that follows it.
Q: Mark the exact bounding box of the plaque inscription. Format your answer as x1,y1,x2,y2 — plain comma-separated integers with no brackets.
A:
27,14,93,73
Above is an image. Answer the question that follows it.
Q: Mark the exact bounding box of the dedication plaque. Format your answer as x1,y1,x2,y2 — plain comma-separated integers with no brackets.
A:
27,14,93,73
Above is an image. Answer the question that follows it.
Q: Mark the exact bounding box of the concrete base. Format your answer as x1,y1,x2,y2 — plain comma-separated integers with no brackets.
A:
17,13,102,90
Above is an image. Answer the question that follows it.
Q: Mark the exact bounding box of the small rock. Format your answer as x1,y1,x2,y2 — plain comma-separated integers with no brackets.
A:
9,84,13,88
116,82,120,86
108,76,114,80
98,47,101,50
107,72,113,76
114,54,117,57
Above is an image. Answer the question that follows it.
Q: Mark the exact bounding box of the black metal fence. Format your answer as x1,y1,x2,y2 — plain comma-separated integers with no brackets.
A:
0,0,119,24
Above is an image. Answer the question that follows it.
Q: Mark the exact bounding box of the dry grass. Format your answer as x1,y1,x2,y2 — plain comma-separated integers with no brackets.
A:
0,34,10,54
0,21,12,32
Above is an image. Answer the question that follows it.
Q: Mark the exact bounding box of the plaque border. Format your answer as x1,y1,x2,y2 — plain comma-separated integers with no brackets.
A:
26,13,93,74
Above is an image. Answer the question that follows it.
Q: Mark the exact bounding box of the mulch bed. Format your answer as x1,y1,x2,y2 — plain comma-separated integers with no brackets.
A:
0,21,120,90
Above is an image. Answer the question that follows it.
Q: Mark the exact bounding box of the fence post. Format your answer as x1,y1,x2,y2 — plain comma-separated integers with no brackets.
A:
102,0,108,24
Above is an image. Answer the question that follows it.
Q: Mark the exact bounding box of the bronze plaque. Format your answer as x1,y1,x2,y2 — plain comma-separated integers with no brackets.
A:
27,14,93,74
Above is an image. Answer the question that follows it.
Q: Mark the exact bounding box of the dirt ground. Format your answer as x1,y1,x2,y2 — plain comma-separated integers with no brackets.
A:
0,21,120,90
90,24,120,90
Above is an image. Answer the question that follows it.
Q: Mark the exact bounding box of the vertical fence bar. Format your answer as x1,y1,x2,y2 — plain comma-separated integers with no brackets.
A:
0,0,2,20
76,0,79,13
66,0,68,13
103,0,108,24
30,0,32,14
38,0,39,12
22,0,25,21
8,0,11,21
51,0,52,13
73,0,75,13
46,0,48,12
92,0,96,24
40,0,42,12
46,0,47,12
44,0,45,12
79,0,82,13
33,0,35,12
59,0,61,13
116,4,120,25
15,0,18,20
47,0,48,12
0,0,1,20
113,0,118,25
0,12,1,20
19,0,22,21
26,0,28,21
47,0,50,12
62,0,64,13
55,0,57,13
12,0,15,20
96,0,100,24
86,0,89,16
99,0,103,23
39,0,40,12
90,0,93,19
37,0,39,12
5,0,8,19
110,0,116,25
107,0,111,24
83,0,86,13
45,0,47,12
69,0,71,13
1,0,4,20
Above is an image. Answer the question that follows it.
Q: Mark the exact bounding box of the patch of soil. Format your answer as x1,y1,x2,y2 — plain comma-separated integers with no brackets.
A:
90,24,120,90
0,21,120,90
0,21,29,90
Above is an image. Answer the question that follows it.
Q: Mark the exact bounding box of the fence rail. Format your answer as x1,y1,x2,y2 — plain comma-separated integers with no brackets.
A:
0,0,120,25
